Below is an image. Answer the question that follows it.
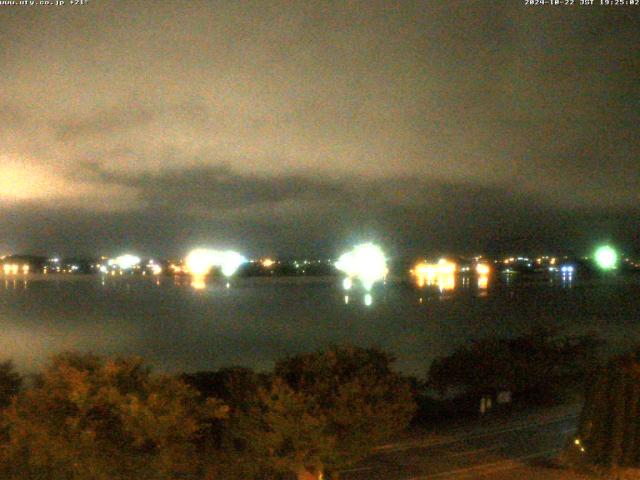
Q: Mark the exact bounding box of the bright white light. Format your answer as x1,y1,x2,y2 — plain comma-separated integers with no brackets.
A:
595,245,617,270
364,293,373,306
185,248,246,278
361,280,375,292
185,249,217,276
218,250,246,277
561,265,574,273
151,264,162,275
113,254,141,270
343,277,353,290
335,243,387,291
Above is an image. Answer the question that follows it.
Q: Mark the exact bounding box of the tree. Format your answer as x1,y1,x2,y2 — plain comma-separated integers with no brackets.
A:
0,360,21,409
577,349,640,468
428,329,601,405
182,367,266,413
0,352,227,480
183,367,277,480
240,346,416,480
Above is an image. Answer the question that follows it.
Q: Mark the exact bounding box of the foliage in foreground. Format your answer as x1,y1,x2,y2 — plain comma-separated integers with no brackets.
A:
0,360,21,409
241,346,417,480
0,352,227,480
0,347,415,480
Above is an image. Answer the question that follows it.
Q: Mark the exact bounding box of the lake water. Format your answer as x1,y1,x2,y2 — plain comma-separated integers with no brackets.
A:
0,273,639,377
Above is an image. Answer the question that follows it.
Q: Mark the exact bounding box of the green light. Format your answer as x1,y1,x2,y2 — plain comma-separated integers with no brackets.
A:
594,245,618,270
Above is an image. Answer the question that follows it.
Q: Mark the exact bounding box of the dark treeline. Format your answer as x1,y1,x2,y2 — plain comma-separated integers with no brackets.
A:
427,327,603,409
0,332,603,480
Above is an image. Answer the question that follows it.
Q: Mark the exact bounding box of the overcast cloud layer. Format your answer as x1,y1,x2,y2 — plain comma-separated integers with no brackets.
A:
1,1,638,257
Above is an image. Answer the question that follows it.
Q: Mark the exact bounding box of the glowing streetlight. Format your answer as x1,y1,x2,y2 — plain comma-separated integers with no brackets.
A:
594,245,618,270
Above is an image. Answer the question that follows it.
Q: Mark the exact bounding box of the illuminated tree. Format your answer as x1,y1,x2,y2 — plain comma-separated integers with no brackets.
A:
577,350,640,468
0,352,227,480
241,346,416,480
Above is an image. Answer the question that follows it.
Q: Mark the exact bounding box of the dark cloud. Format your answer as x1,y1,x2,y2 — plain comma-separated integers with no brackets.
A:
83,162,346,212
0,1,638,256
2,164,638,258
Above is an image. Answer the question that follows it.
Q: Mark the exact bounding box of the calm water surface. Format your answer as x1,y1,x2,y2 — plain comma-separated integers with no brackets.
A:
0,273,639,377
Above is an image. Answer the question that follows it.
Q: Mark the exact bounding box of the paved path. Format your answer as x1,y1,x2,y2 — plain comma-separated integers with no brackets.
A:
341,405,580,479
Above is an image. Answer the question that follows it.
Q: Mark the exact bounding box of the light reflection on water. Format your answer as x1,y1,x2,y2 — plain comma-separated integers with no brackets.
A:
0,273,639,376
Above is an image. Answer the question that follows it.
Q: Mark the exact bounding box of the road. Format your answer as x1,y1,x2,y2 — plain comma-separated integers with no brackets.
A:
341,405,580,479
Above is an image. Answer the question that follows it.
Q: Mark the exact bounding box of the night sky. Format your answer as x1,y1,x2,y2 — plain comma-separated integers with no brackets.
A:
1,1,638,258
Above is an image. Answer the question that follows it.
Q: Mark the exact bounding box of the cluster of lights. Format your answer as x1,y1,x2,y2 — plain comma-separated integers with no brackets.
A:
185,248,247,278
148,261,163,275
411,260,491,292
169,263,183,274
412,259,457,291
2,264,28,275
261,258,275,268
99,254,163,276
504,257,533,268
335,243,388,292
2,241,627,292
110,254,141,270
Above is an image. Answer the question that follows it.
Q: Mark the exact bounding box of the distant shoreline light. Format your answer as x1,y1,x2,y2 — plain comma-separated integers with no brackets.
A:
185,248,247,278
335,243,388,291
594,245,618,270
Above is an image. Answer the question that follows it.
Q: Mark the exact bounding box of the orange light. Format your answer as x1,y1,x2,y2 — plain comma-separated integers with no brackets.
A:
476,263,490,275
412,259,457,291
191,275,206,290
437,258,457,275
